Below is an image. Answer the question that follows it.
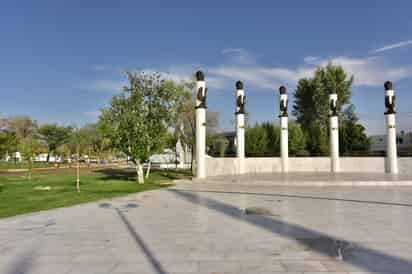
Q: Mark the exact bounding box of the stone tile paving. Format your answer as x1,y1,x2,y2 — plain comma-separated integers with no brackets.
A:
1,179,412,274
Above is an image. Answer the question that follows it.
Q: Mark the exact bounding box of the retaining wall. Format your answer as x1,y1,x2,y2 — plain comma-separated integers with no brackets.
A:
205,157,412,177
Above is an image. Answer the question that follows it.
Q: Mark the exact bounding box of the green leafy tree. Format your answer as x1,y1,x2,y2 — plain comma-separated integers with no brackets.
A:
175,95,195,170
38,124,72,162
100,72,187,183
78,123,111,165
288,122,307,155
207,134,229,157
8,116,38,140
339,105,370,154
7,116,38,164
245,122,308,157
293,63,354,155
2,116,43,179
262,122,280,155
0,130,18,160
246,123,270,156
20,135,44,180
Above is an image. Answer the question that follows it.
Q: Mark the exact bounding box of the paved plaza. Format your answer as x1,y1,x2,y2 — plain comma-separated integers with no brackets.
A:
2,176,412,274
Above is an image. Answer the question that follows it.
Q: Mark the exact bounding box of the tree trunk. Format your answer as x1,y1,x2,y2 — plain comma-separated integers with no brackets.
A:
87,149,91,168
145,161,151,179
190,144,195,176
135,160,144,184
175,146,178,170
76,144,80,192
47,152,50,163
27,156,32,181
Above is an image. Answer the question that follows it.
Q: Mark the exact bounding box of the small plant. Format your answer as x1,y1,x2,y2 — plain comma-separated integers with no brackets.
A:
244,206,276,216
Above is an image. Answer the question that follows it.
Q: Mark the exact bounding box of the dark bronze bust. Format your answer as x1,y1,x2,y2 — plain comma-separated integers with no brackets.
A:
196,71,207,109
329,100,338,117
279,86,288,117
236,81,245,114
384,81,396,114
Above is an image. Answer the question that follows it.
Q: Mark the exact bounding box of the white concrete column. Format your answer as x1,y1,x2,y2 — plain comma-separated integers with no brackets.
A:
384,81,398,174
279,86,288,173
329,93,340,172
235,81,245,174
195,71,207,178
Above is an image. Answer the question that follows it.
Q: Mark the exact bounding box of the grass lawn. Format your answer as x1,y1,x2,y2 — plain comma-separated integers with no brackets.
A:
0,161,56,170
0,167,191,219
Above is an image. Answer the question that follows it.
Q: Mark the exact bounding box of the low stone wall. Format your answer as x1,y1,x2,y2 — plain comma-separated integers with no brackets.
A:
205,157,412,177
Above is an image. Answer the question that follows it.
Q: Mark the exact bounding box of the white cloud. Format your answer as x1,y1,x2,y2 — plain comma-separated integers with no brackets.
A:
370,40,412,53
207,66,311,90
89,48,412,94
89,80,126,92
220,48,260,65
206,55,412,89
303,56,320,64
319,56,412,86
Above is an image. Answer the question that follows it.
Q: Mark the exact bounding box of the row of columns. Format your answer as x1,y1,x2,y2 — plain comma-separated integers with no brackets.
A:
195,70,399,178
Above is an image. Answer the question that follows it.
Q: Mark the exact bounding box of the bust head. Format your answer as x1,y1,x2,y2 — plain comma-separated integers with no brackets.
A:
236,81,243,90
384,81,393,91
195,71,205,81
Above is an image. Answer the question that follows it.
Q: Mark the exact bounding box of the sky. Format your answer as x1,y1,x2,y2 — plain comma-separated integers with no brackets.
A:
1,0,412,135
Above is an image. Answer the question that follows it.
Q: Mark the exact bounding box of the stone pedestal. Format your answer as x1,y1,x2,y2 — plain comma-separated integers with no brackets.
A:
329,93,340,173
235,81,245,174
384,81,398,174
280,116,288,173
195,71,207,178
279,86,289,173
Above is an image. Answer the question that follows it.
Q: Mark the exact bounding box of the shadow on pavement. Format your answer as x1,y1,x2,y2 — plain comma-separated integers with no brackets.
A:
169,188,412,273
115,208,168,274
177,188,412,207
5,246,37,274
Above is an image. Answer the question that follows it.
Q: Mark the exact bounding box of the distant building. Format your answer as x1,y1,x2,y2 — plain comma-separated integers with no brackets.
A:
5,152,22,162
34,153,62,162
147,139,192,169
370,132,412,154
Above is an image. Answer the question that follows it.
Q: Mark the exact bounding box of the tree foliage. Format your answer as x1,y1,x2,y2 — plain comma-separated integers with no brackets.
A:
293,63,368,155
79,123,112,161
339,105,371,154
245,122,307,157
38,124,72,162
288,123,307,155
99,71,188,183
246,122,278,156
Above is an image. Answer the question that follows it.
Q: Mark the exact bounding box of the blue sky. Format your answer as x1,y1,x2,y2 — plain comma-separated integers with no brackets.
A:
1,0,412,135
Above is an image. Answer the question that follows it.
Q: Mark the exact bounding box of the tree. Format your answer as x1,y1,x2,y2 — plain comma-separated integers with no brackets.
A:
288,122,307,155
20,135,44,180
68,127,82,192
6,116,39,165
293,63,354,155
246,123,271,156
38,124,72,162
0,120,18,161
77,123,111,166
8,116,38,140
3,116,43,179
339,104,370,154
100,72,187,183
245,121,308,157
174,83,219,171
